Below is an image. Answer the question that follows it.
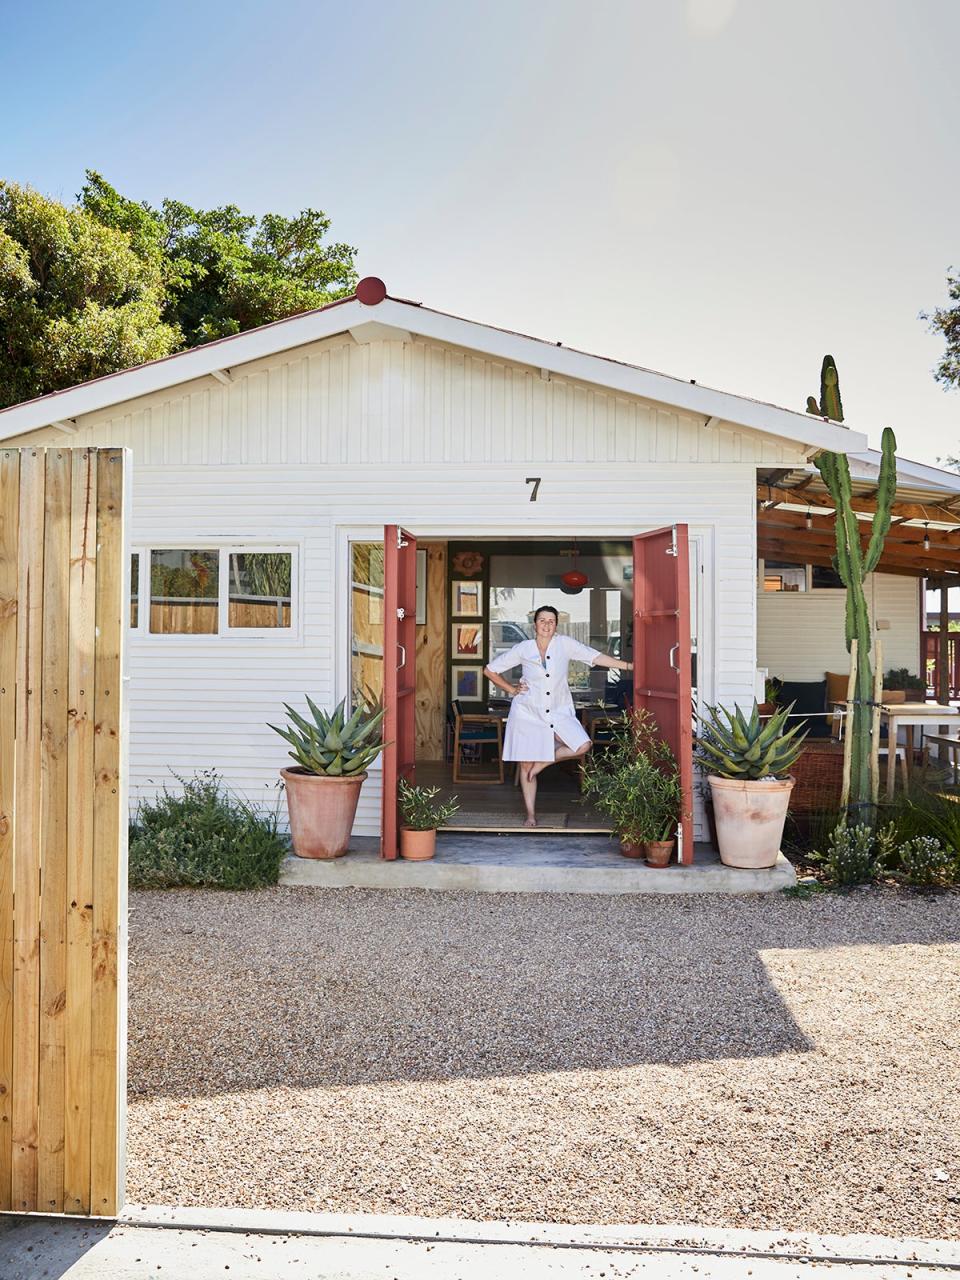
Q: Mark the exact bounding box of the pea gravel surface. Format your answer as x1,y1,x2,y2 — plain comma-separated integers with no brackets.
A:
127,885,960,1238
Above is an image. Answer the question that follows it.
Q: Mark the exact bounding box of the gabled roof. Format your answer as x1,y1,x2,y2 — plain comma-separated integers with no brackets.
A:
0,277,868,453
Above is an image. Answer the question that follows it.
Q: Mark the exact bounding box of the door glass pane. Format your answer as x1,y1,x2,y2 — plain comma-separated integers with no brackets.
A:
228,552,292,628
351,542,384,707
488,548,632,703
149,550,219,634
130,553,139,628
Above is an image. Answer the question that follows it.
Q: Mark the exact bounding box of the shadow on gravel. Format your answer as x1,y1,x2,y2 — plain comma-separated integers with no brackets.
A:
128,887,960,1099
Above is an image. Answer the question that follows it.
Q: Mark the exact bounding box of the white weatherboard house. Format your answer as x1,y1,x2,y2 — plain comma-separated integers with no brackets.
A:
1,277,957,859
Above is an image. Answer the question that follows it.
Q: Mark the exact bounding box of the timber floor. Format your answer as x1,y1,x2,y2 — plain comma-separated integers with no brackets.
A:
415,759,612,833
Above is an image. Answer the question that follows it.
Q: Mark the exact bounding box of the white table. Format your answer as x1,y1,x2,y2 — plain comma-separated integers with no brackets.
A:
880,703,960,798
832,701,960,797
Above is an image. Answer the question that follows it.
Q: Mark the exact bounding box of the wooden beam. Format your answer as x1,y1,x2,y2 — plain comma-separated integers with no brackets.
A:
757,507,960,553
757,533,959,578
757,482,960,527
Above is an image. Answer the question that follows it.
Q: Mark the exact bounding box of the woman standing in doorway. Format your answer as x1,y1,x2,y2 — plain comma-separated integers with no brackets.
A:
484,605,633,827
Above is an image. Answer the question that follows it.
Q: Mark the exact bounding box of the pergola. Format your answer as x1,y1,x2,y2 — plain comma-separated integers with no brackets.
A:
756,458,960,700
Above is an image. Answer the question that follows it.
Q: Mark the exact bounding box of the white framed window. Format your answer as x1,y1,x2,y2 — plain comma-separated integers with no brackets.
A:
130,544,300,638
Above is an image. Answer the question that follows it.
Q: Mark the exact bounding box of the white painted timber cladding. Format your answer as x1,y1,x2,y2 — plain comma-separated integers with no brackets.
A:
757,574,921,681
15,338,809,841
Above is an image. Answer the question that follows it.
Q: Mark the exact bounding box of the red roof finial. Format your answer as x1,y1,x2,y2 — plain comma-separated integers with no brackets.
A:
356,277,387,305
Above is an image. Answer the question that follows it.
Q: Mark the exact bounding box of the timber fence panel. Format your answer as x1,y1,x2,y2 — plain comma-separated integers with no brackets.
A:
0,450,19,1210
0,447,125,1218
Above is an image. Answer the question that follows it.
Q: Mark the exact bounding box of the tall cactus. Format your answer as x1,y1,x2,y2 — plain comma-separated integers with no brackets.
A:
816,424,897,819
806,354,844,422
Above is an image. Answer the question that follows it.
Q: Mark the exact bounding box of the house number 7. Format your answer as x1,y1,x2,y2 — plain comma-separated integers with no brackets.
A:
525,476,541,502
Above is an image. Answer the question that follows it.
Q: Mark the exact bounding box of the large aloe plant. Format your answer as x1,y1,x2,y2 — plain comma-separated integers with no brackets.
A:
270,696,387,776
695,701,808,780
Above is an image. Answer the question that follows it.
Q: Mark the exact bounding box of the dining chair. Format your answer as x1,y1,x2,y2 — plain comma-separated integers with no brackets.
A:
450,700,504,783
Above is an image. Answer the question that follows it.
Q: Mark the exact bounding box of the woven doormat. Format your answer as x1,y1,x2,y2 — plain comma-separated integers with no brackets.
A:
445,811,569,829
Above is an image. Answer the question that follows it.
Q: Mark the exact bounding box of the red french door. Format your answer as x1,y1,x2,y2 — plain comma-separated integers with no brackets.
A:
381,525,418,859
633,525,694,865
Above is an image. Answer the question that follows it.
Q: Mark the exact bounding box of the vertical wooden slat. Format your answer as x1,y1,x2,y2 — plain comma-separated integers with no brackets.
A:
90,449,123,1216
11,448,45,1210
38,449,71,1210
0,449,20,1211
64,449,97,1213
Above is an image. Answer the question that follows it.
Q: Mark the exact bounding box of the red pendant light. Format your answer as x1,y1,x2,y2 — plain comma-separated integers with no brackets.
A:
560,569,588,589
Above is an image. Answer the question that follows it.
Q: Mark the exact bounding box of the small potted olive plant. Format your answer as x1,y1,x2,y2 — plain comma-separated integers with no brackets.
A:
580,712,683,866
270,696,387,859
696,701,807,869
397,779,460,860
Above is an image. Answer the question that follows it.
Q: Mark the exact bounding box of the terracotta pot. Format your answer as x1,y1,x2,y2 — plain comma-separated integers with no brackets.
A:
757,702,776,716
400,827,437,860
281,768,367,859
619,838,645,859
644,839,675,868
708,775,794,869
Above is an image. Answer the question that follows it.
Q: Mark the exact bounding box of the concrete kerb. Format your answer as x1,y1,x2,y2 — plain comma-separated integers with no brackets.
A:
280,848,797,894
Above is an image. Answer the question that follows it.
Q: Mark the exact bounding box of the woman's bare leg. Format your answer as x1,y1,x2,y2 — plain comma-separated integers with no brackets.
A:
519,765,538,826
527,738,591,781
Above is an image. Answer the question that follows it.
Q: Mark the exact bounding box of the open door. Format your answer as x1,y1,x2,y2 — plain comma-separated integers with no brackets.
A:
381,525,418,859
633,525,694,865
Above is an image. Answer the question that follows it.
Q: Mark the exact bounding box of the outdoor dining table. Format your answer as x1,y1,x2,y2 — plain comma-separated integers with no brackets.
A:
835,701,960,798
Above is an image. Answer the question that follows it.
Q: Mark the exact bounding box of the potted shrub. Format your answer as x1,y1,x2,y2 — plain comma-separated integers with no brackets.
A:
580,713,683,865
270,696,387,859
398,779,460,860
883,668,926,704
696,701,807,869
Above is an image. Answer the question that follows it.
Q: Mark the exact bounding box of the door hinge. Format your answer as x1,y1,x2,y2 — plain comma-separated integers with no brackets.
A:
397,530,409,549
397,607,406,620
666,528,678,557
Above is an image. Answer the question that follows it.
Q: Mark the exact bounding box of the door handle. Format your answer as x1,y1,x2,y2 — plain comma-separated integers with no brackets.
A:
669,643,679,672
397,644,406,671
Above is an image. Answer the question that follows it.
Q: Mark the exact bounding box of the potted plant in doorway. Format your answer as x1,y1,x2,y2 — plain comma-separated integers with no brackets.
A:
695,701,807,869
580,713,683,866
270,696,387,859
398,778,460,860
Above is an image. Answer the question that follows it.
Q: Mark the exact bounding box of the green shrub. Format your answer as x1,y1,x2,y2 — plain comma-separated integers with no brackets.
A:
129,770,287,889
810,820,884,886
894,835,954,887
398,778,460,830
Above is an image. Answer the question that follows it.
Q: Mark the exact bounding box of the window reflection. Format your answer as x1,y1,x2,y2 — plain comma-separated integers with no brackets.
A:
351,542,384,707
149,550,219,634
228,553,292,628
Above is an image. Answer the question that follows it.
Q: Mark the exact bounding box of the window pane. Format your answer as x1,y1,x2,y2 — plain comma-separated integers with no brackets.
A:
130,553,139,628
351,542,384,707
762,560,806,592
811,563,844,589
149,550,219,634
228,553,292,628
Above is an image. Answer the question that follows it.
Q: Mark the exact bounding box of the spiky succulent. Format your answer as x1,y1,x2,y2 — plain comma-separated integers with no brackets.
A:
270,695,387,776
695,701,808,781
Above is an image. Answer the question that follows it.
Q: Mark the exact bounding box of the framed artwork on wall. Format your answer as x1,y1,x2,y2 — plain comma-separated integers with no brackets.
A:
451,580,481,617
451,664,484,701
452,623,483,658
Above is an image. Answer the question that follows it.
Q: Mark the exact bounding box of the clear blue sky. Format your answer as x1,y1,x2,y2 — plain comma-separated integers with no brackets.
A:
2,0,958,465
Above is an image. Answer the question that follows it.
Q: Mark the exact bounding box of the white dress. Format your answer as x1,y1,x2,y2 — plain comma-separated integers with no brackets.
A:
487,634,602,762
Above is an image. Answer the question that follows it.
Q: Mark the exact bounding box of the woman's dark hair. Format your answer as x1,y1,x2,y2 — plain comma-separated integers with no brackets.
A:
533,605,559,623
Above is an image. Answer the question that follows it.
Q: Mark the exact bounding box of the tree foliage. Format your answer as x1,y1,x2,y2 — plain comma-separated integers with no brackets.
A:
924,267,960,391
79,172,357,347
0,172,358,409
0,182,178,407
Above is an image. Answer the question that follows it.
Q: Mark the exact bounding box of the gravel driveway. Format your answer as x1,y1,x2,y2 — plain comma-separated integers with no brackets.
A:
127,886,960,1238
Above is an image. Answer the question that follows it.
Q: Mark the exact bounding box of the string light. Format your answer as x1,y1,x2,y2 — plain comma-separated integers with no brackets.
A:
923,523,931,551
805,508,813,531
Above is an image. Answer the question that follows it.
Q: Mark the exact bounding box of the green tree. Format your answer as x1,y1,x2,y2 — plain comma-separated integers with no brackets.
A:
0,181,178,407
80,171,357,346
924,267,960,391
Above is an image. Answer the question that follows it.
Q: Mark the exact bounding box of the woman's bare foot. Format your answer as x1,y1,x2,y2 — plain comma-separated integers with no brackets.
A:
523,814,537,828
